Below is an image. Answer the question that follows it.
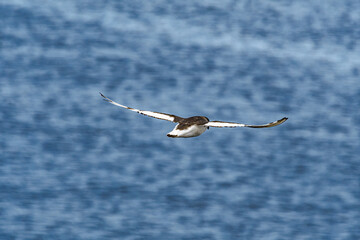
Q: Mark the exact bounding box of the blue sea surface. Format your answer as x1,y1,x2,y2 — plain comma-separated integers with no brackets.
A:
1,1,360,239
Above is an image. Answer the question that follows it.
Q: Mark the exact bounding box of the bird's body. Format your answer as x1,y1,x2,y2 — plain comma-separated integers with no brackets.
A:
100,93,288,138
167,116,209,138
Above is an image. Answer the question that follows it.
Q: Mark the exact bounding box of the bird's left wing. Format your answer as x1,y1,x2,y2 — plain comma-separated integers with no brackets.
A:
205,117,288,128
100,93,183,123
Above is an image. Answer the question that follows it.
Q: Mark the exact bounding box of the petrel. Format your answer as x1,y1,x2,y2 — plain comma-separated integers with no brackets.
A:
100,93,288,138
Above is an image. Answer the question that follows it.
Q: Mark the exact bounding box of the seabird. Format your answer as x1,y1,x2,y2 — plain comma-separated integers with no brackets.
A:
100,93,288,138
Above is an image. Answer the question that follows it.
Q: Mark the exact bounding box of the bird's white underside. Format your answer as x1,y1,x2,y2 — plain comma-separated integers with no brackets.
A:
167,124,207,138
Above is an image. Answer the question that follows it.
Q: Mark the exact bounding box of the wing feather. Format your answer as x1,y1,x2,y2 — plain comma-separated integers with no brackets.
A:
205,117,288,128
100,93,183,122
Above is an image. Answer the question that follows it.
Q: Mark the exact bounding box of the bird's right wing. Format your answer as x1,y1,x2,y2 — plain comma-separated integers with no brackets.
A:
205,117,288,128
100,93,183,123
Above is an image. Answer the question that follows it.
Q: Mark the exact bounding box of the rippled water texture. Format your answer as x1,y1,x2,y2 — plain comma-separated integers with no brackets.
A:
1,1,360,239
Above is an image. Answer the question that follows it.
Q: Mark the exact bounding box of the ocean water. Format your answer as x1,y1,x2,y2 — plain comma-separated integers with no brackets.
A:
1,1,359,239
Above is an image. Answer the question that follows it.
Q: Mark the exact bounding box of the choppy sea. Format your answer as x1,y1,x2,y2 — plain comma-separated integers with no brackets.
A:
1,1,359,239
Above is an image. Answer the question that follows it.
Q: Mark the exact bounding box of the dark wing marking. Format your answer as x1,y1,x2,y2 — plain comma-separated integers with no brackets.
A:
205,117,288,128
100,93,183,122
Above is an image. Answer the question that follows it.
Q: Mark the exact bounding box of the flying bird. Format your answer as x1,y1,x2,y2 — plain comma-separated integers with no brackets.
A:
100,93,288,138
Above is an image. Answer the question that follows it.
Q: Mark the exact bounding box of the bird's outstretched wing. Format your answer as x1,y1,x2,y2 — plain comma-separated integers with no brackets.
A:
100,93,183,123
205,117,288,128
